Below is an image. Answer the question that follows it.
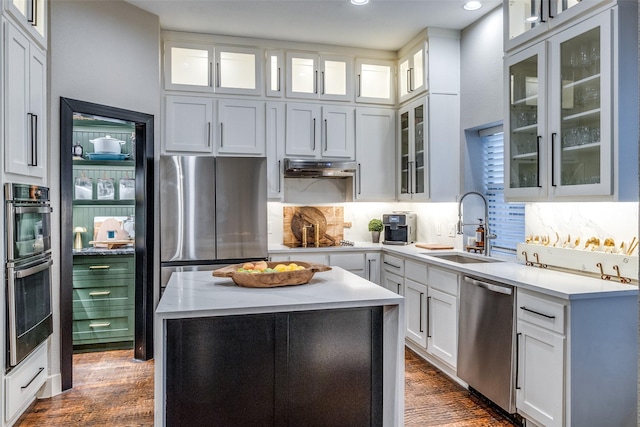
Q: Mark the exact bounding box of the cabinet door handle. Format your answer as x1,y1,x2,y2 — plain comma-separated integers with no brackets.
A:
357,163,362,195
314,70,318,94
357,74,361,98
407,69,412,92
21,367,44,390
220,122,224,147
383,261,401,269
396,282,401,295
89,322,111,328
367,258,372,279
324,119,328,151
536,136,542,188
520,305,556,319
88,265,111,270
408,161,414,194
27,0,35,24
27,113,34,166
551,133,557,187
89,291,111,297
208,62,213,87
207,122,212,147
277,67,281,92
312,118,316,150
321,71,325,95
419,293,425,333
32,114,38,167
515,332,522,389
277,160,282,193
215,62,220,88
426,295,431,337
547,0,553,19
539,0,546,23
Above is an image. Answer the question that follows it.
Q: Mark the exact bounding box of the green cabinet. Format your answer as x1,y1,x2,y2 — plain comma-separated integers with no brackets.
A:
72,255,134,346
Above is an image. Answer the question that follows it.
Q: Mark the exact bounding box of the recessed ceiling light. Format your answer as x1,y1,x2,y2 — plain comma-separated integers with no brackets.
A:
351,0,369,5
463,1,482,11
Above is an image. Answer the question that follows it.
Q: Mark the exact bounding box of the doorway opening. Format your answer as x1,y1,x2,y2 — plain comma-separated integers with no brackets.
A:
60,98,155,391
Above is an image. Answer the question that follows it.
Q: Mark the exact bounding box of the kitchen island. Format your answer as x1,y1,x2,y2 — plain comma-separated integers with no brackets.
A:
154,267,405,427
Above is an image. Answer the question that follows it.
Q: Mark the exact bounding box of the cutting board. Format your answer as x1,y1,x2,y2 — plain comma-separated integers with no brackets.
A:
416,243,454,250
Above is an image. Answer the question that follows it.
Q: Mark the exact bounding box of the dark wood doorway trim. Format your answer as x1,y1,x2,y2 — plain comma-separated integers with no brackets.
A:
59,98,155,391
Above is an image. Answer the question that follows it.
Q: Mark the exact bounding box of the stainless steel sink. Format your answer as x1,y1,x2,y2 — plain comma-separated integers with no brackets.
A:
420,253,502,264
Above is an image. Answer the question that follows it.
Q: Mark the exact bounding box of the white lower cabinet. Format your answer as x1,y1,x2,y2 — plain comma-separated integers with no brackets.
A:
404,278,427,347
426,287,457,368
269,250,380,284
5,341,48,422
516,319,565,427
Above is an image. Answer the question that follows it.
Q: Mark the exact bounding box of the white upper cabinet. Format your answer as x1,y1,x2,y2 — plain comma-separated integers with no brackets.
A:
217,99,265,155
355,58,395,105
504,10,635,201
398,41,427,103
285,103,354,159
355,108,396,201
286,52,353,101
3,0,47,48
215,46,263,95
4,18,46,180
504,0,611,51
265,49,284,97
165,42,263,95
266,102,285,200
164,95,215,153
165,41,214,92
398,99,428,200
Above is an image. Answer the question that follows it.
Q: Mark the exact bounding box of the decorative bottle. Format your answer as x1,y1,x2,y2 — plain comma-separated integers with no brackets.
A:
475,219,485,247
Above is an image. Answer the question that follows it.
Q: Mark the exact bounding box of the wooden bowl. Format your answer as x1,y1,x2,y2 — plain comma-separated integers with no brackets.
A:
212,261,332,288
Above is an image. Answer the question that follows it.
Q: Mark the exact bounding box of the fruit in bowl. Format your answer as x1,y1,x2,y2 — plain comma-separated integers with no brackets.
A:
213,261,331,287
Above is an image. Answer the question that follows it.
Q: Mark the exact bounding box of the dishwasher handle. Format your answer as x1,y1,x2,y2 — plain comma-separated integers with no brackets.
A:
464,276,513,295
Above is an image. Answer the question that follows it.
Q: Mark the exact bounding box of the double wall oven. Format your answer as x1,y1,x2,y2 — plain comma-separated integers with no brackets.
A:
5,183,53,369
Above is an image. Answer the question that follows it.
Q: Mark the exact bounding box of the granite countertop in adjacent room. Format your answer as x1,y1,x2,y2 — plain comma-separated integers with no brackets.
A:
73,246,135,256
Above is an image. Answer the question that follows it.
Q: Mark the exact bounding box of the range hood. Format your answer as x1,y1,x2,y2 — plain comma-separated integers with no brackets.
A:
284,158,356,178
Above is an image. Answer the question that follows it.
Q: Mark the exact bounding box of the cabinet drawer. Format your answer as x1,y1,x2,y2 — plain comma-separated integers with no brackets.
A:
517,290,565,334
329,253,365,271
382,254,404,275
73,285,134,310
73,256,134,280
427,266,459,296
72,310,134,344
5,341,48,422
405,260,427,284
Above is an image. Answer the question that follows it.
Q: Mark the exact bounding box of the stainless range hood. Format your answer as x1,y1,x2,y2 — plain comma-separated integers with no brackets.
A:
284,158,356,178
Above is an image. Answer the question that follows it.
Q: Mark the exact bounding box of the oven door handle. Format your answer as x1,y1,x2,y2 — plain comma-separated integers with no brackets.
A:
14,206,52,215
15,258,53,278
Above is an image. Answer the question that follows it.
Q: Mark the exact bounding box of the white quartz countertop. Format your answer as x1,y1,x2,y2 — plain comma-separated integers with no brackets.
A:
156,267,404,318
268,243,638,300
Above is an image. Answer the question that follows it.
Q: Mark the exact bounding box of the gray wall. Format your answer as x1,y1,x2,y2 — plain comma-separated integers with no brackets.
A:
48,0,160,393
459,6,504,192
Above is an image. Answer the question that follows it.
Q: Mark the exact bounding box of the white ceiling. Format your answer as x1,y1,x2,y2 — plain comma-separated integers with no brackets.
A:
125,0,502,51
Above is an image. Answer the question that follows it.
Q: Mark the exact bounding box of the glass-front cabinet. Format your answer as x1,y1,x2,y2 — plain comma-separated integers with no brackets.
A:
355,58,395,105
505,0,609,50
286,52,353,101
398,99,428,201
505,12,612,200
4,0,47,47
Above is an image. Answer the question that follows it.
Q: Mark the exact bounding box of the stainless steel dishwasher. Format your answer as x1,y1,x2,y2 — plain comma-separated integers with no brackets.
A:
457,276,516,414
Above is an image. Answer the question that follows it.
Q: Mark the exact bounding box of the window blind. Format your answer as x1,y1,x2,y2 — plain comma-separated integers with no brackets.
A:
481,130,525,254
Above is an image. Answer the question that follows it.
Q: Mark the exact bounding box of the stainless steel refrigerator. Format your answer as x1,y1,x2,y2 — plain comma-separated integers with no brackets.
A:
160,156,267,290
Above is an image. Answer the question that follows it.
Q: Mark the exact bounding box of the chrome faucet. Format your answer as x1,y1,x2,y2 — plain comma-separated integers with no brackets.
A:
456,191,497,256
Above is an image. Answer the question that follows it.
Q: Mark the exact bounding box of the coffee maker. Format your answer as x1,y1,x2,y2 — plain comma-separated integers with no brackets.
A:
382,212,416,245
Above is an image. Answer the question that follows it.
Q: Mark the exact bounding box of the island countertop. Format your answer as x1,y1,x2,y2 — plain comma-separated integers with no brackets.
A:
156,267,404,318
155,267,405,427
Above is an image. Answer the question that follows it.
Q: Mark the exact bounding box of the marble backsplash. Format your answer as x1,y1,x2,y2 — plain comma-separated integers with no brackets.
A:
525,202,639,249
268,201,639,252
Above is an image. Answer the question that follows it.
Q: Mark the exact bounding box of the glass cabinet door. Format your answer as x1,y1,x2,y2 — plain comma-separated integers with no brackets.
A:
507,0,544,42
505,43,547,198
166,42,214,92
399,109,410,197
413,104,426,196
550,13,611,196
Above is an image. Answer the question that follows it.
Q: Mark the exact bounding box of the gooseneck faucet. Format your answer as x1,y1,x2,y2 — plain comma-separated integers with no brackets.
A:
457,191,497,256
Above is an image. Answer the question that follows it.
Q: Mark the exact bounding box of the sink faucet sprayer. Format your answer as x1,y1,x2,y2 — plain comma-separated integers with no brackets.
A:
456,191,497,256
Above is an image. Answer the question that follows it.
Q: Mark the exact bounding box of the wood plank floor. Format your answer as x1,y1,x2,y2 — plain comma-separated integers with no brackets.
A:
15,347,514,426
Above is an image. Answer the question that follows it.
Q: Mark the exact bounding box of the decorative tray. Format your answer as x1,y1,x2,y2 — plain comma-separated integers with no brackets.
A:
89,239,133,249
212,261,331,288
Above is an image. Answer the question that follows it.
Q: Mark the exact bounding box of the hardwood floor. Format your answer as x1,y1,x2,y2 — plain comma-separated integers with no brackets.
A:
15,347,514,426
